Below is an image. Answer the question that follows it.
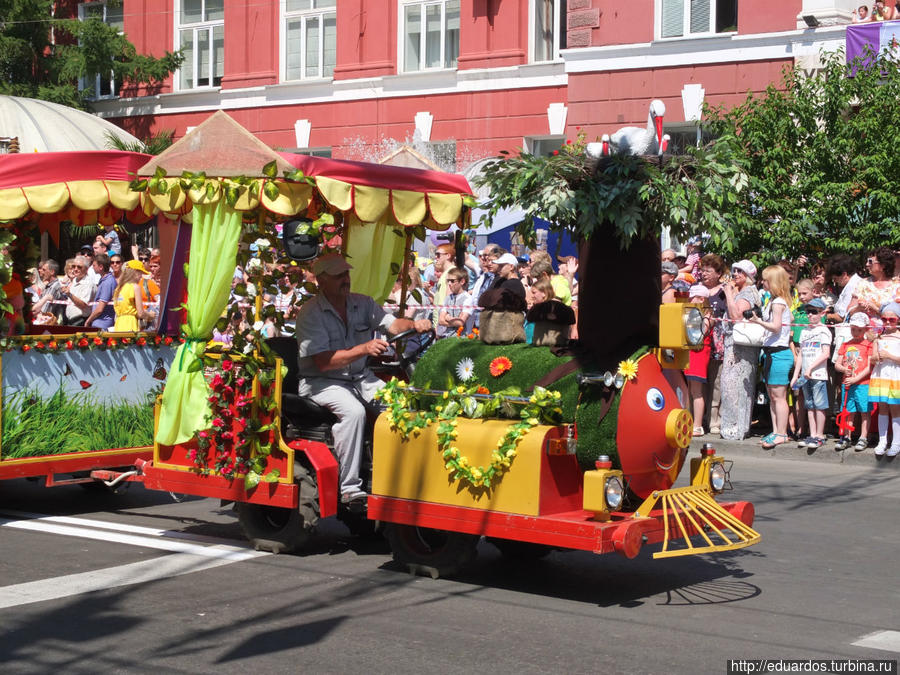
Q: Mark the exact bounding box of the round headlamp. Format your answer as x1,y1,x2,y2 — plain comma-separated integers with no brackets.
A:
709,461,727,492
605,475,624,510
684,307,704,346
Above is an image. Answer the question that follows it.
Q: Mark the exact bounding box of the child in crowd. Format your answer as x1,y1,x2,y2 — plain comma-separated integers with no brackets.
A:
788,278,816,440
680,236,702,280
834,312,873,451
790,298,832,449
437,267,471,338
869,302,900,456
685,284,711,436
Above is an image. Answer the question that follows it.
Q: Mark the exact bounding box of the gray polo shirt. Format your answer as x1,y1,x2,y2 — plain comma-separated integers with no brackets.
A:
295,292,395,382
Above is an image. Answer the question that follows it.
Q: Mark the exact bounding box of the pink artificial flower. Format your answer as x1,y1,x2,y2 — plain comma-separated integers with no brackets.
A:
210,374,225,390
235,377,246,388
198,430,209,439
211,417,225,428
222,359,234,372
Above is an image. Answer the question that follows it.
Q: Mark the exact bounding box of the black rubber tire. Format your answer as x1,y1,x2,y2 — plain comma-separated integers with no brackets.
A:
488,537,554,560
338,508,382,539
236,463,320,554
385,523,479,578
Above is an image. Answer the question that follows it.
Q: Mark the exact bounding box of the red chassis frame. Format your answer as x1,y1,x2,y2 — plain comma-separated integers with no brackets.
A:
368,495,756,559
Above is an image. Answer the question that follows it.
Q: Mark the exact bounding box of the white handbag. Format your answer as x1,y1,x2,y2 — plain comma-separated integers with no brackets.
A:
732,320,767,347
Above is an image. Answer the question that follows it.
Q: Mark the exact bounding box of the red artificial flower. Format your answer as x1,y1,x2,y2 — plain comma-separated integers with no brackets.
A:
78,338,89,348
211,417,225,428
154,336,162,345
48,341,57,349
65,340,74,350
198,430,210,439
221,431,233,441
552,150,559,155
221,359,234,372
235,377,245,388
136,337,147,346
209,374,225,391
35,342,45,350
208,395,220,406
93,337,103,346
164,336,173,345
121,337,130,345
21,344,31,353
107,338,117,347
476,386,490,395
188,449,197,461
489,356,513,377
221,385,234,400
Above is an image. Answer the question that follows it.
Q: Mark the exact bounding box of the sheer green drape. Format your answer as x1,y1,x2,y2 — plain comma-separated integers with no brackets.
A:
346,219,406,303
156,200,243,445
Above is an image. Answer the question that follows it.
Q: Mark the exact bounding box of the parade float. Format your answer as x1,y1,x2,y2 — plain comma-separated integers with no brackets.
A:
0,109,759,577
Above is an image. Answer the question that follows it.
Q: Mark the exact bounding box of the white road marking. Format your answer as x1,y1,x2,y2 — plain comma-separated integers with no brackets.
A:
853,630,900,653
0,510,269,609
0,553,256,610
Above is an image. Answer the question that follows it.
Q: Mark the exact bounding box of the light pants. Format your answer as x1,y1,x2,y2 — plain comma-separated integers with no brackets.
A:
299,374,384,495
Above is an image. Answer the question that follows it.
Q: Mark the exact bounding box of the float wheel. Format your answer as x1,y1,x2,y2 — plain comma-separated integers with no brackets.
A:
236,463,319,554
385,524,479,578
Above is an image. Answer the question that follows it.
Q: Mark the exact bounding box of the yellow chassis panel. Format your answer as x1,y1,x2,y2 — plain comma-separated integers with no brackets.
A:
373,415,553,516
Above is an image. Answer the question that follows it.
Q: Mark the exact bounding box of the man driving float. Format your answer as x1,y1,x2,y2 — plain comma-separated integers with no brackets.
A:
295,254,432,504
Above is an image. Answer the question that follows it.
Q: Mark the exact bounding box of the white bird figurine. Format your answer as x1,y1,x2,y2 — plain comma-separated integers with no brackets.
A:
609,99,666,156
585,134,611,158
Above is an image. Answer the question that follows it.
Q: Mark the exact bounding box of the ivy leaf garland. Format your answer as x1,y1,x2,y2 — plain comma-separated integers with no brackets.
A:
375,378,563,489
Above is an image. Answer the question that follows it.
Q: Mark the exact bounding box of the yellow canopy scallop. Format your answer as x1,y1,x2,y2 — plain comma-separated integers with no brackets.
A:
21,183,71,214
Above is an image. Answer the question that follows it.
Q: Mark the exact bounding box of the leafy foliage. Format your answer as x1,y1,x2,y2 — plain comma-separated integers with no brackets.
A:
0,0,182,109
704,47,900,260
474,130,749,251
104,129,175,155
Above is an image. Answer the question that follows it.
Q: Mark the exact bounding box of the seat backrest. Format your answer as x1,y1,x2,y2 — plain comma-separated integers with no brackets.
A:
266,337,300,394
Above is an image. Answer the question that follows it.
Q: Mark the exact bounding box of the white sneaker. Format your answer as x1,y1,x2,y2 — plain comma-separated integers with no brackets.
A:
887,445,900,458
874,440,888,456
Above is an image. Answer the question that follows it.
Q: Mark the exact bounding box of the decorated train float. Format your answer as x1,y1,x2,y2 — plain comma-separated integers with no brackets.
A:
0,110,759,578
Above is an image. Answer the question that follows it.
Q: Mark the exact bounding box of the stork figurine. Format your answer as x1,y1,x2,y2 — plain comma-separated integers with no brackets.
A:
586,99,667,158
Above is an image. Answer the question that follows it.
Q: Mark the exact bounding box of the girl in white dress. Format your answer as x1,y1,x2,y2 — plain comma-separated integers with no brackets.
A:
869,302,900,456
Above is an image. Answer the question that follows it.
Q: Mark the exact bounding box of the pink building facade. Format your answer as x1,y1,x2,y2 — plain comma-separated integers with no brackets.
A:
88,0,858,172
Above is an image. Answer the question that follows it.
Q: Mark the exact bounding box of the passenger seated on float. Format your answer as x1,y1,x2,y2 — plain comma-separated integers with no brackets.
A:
437,267,471,338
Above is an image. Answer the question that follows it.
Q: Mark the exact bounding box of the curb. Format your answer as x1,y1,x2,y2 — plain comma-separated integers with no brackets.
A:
688,435,900,471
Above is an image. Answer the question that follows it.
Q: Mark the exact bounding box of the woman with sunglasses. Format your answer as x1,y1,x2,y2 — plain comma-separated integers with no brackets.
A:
869,302,900,456
849,246,899,318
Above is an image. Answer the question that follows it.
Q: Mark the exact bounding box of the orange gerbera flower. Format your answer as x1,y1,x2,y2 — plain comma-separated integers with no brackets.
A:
489,356,513,377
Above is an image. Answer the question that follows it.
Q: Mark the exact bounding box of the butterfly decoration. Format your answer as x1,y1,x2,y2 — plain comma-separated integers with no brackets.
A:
153,358,167,381
63,363,72,377
79,380,92,390
120,374,128,382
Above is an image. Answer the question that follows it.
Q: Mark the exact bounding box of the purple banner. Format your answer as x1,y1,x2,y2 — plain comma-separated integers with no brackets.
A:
846,20,900,72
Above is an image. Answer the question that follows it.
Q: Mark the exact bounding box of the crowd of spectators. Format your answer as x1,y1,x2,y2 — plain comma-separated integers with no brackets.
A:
852,2,898,22
665,242,900,457
27,232,161,331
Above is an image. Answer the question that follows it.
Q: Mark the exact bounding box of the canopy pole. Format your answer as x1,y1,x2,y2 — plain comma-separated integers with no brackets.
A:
398,229,413,316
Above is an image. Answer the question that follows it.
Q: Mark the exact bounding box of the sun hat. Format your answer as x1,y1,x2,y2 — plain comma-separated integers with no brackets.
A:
661,261,679,276
494,253,519,268
688,284,709,298
849,312,869,327
126,259,149,274
313,253,353,277
880,301,900,316
731,259,757,279
802,298,827,312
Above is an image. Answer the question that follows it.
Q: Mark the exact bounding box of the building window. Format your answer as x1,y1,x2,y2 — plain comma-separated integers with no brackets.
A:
532,0,567,62
401,0,460,72
78,1,124,98
283,0,336,81
659,0,737,39
524,136,564,157
663,124,716,154
177,0,224,89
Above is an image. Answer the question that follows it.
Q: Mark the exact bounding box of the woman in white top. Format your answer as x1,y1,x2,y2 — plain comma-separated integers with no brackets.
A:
749,265,795,448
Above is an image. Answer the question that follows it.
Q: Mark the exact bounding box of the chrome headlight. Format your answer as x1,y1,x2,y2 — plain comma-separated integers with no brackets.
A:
605,475,624,510
684,307,704,346
709,461,727,492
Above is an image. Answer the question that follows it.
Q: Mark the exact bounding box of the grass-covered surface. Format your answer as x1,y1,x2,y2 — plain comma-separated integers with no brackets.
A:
412,338,620,469
1,388,156,459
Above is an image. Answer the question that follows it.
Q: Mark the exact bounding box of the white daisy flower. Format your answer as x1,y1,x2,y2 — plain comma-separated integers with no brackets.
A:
455,357,475,381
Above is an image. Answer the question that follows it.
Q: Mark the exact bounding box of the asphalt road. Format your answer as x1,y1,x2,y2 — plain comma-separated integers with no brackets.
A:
0,454,897,675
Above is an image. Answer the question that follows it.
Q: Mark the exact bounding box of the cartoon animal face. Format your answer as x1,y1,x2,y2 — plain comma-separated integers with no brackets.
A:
615,353,691,499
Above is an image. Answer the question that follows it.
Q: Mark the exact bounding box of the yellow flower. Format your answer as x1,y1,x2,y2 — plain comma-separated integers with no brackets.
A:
470,468,482,481
458,456,469,468
617,359,638,381
442,391,449,399
526,417,539,426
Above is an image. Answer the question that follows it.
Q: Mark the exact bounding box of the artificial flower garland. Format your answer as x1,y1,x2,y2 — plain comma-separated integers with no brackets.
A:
375,378,563,489
191,356,283,488
1,333,179,353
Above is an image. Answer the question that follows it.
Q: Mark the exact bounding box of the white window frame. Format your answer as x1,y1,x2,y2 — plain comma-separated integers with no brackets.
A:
529,0,565,63
398,0,460,73
280,1,336,82
655,0,738,40
523,134,565,157
78,1,124,99
175,0,224,91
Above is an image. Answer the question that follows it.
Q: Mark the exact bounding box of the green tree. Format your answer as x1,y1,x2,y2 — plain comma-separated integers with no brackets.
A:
474,130,748,252
0,0,181,110
704,47,900,261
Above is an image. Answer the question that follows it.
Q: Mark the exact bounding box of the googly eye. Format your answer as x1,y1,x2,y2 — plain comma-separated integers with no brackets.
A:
646,388,665,411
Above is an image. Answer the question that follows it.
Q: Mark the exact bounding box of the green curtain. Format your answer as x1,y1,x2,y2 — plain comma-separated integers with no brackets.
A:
346,218,406,303
156,200,243,446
